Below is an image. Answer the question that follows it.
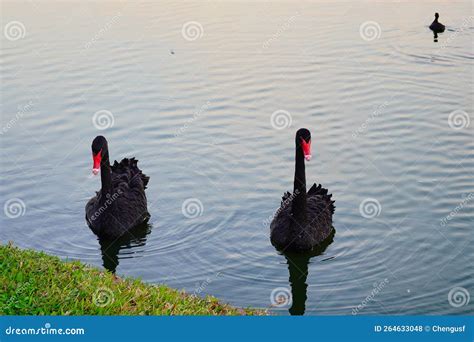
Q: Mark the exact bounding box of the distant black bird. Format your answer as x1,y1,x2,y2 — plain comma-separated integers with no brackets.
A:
429,13,445,33
270,129,335,252
86,136,149,239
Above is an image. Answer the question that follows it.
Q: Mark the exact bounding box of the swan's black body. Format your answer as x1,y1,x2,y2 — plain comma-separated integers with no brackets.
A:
429,13,445,33
270,129,335,252
86,136,149,239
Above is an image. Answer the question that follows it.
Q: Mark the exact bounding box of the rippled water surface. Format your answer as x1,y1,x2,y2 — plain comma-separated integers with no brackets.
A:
1,1,473,315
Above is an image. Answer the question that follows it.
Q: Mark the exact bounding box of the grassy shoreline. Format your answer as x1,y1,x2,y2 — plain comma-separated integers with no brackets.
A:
0,243,266,315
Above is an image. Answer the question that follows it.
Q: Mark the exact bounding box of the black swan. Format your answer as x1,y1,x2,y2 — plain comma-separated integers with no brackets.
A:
429,13,445,33
270,128,335,252
85,136,149,239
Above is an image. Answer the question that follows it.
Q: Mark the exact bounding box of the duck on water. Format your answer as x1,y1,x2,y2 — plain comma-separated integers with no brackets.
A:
429,12,445,33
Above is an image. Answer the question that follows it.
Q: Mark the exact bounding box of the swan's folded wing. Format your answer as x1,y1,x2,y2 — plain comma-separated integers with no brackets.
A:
307,183,335,214
111,158,149,190
113,185,149,229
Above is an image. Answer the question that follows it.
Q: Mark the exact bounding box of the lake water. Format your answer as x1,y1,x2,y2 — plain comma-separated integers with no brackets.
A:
1,1,473,315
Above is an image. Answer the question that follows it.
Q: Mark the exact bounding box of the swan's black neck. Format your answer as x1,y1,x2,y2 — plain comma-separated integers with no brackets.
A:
292,144,307,225
100,148,112,197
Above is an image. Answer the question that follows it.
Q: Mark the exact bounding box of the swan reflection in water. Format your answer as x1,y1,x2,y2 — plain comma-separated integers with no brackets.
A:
282,229,335,315
97,221,152,273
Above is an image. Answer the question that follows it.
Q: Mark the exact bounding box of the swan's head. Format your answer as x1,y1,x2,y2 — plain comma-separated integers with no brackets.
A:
91,136,107,175
296,128,312,161
435,12,439,19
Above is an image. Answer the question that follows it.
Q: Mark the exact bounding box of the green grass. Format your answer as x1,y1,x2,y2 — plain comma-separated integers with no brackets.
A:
0,243,266,315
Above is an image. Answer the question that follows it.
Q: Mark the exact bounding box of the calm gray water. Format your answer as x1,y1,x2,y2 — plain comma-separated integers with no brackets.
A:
1,1,473,315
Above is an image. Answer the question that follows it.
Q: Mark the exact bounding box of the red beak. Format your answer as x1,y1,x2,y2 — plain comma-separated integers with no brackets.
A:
92,150,102,175
301,138,311,161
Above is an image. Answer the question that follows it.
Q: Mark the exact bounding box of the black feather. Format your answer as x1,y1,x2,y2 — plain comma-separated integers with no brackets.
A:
86,157,150,239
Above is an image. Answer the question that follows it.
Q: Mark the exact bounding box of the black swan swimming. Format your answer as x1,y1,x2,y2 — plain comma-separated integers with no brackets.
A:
270,128,335,252
429,13,445,33
85,136,149,239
